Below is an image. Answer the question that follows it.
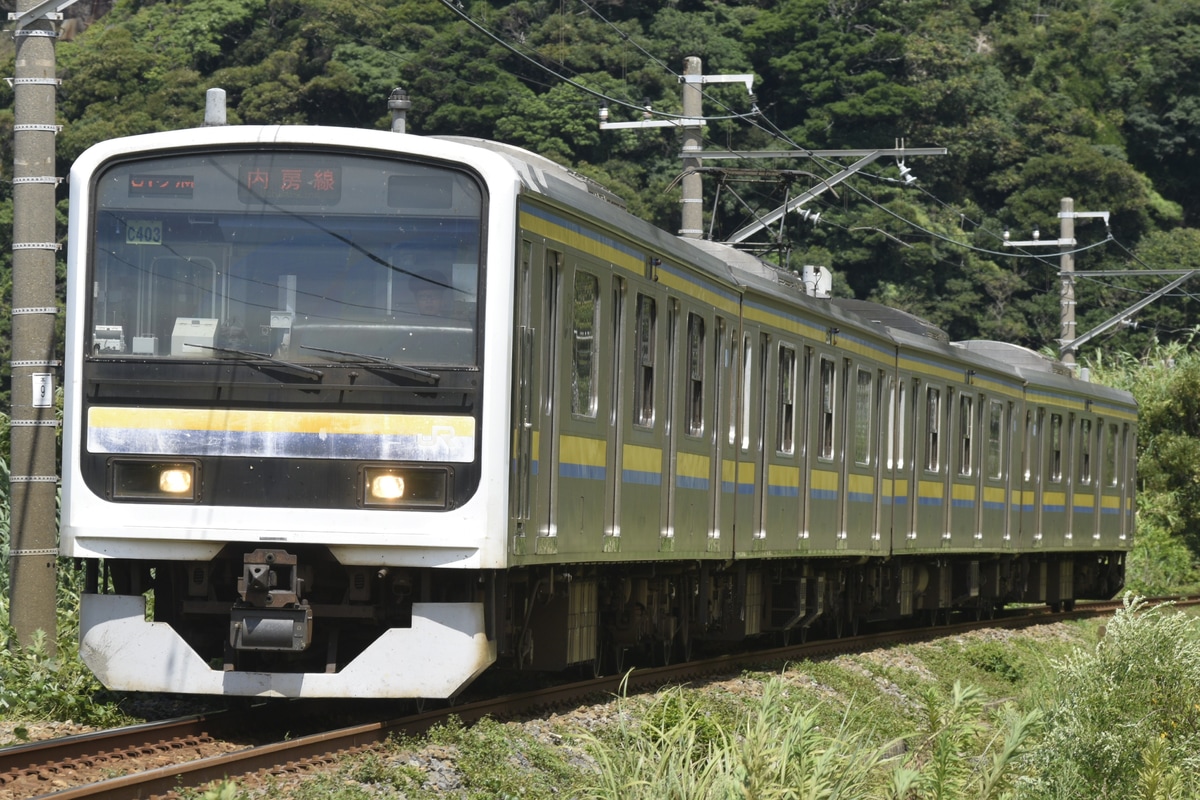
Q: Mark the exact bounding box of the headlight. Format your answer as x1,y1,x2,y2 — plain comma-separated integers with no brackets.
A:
109,459,200,502
361,466,448,509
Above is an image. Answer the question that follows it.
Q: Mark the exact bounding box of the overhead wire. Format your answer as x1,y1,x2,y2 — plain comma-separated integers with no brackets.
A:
437,0,753,122
441,0,1154,292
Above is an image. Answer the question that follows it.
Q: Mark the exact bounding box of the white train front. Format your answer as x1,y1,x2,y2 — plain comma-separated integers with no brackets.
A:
63,127,519,697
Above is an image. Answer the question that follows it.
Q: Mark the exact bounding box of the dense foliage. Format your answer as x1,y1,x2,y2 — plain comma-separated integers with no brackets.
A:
0,0,1196,409
1088,343,1200,590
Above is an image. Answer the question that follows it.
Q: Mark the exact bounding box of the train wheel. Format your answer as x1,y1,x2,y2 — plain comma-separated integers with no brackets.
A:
657,638,674,667
590,642,604,678
612,644,627,675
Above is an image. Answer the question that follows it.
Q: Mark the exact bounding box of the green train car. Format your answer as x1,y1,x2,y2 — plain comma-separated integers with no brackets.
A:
504,148,1134,669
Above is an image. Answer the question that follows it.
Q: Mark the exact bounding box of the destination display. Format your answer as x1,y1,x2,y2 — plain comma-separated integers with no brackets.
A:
237,163,342,205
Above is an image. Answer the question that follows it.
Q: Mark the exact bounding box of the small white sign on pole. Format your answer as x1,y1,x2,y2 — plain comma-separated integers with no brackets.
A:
32,373,53,407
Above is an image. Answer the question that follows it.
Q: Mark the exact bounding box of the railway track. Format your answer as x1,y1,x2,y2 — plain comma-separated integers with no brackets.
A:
6,596,1197,800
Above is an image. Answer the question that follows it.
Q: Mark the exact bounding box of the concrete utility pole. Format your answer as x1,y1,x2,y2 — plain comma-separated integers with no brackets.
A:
598,57,754,240
8,0,70,652
1060,198,1076,369
1003,198,1110,368
679,57,703,239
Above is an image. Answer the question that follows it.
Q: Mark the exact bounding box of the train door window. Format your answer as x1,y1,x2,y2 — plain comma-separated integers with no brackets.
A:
1023,410,1035,482
727,331,739,446
987,400,1004,480
958,395,974,476
1078,418,1092,485
741,335,754,450
777,344,796,454
819,357,836,460
895,379,908,470
854,367,873,465
885,377,896,469
571,271,600,418
714,319,728,444
687,313,705,437
801,348,813,458
610,276,625,426
924,387,941,472
543,251,562,415
633,293,657,428
1049,413,1063,482
1104,423,1118,486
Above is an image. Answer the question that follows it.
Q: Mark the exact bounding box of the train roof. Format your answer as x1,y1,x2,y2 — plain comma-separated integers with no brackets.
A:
434,136,627,209
830,298,949,343
954,341,1071,376
433,135,1133,406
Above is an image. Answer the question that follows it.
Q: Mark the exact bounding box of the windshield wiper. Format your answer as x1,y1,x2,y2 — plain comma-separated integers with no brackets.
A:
185,344,324,381
301,345,440,386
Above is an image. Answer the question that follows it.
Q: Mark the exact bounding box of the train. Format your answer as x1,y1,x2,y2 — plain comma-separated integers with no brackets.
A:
60,120,1136,699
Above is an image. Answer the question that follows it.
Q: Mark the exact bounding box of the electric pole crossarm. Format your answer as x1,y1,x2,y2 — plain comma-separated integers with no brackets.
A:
600,118,706,130
8,0,74,26
1062,270,1199,354
692,147,947,160
1071,270,1194,277
680,73,754,93
724,153,881,244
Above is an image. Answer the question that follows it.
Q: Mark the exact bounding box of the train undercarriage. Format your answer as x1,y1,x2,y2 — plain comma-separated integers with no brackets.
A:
504,551,1126,672
81,546,1124,697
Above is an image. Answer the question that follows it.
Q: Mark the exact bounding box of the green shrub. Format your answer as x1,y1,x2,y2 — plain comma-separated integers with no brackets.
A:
1020,595,1200,799
1125,506,1199,595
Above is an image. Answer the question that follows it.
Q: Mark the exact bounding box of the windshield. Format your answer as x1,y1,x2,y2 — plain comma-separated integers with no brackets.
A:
88,149,483,367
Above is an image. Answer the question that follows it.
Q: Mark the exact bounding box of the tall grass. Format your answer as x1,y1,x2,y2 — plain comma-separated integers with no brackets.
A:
581,674,1037,800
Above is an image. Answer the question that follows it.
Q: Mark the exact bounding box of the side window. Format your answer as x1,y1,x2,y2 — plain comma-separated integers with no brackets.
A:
686,312,705,436
987,400,1004,480
819,357,836,459
1049,413,1063,482
634,293,656,428
958,394,974,477
777,345,796,454
924,386,941,472
1023,409,1039,483
1105,423,1118,487
854,367,873,466
570,271,599,418
1078,418,1092,485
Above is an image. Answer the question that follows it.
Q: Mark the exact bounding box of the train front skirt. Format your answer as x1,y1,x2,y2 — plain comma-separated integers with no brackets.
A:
80,593,496,698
